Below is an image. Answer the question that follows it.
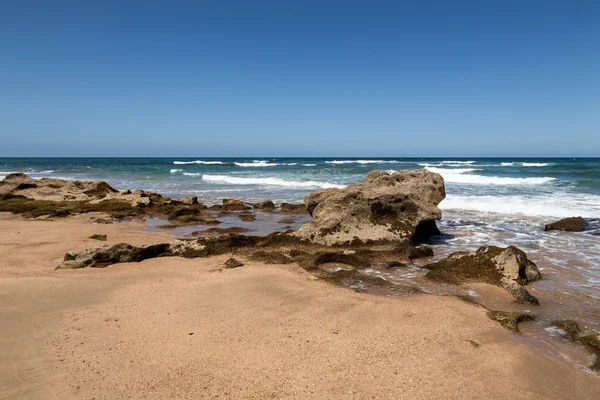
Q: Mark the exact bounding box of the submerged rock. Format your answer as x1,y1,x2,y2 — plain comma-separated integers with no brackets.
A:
191,227,251,237
552,320,600,372
544,217,589,232
239,213,256,222
294,169,445,245
425,246,541,305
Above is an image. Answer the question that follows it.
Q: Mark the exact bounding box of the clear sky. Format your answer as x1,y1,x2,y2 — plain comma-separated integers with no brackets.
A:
0,0,598,157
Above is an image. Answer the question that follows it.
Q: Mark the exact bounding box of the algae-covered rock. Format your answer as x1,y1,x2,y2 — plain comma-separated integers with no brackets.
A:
58,243,170,269
487,311,535,333
544,217,589,232
552,320,600,372
425,246,541,305
294,169,445,245
89,234,107,241
224,258,244,269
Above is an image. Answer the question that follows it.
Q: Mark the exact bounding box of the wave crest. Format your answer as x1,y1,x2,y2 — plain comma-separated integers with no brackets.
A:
173,160,224,165
202,174,344,189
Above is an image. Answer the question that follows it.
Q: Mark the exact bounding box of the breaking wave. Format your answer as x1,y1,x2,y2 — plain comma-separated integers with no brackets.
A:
326,160,398,165
202,174,344,189
441,194,600,218
173,160,224,165
425,167,556,185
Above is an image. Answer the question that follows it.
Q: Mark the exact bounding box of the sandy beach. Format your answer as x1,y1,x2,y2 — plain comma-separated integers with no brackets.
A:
1,212,599,399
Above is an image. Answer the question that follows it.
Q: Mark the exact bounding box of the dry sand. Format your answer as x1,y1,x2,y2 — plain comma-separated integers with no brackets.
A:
0,212,599,399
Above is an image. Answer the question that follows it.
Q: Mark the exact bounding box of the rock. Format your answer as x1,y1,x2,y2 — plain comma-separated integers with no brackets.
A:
239,213,256,222
222,199,250,211
294,169,445,245
249,251,294,264
58,243,170,269
191,227,251,237
53,208,71,217
545,217,589,232
224,258,244,269
552,320,600,373
180,196,199,205
487,311,534,333
253,200,275,210
167,207,220,225
89,234,107,241
425,246,541,305
280,203,308,214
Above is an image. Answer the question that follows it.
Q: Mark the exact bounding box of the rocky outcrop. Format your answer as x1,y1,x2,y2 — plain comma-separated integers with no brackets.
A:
58,243,170,269
425,246,541,305
0,173,154,207
294,169,445,245
545,217,589,232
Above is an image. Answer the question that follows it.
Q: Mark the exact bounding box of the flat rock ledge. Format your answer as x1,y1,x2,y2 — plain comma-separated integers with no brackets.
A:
424,246,541,305
294,169,445,246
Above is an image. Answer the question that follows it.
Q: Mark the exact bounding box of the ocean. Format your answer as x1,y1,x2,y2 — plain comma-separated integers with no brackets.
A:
2,157,600,217
2,157,599,368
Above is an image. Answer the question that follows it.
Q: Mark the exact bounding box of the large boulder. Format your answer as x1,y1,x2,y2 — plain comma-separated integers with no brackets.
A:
544,217,589,232
425,246,541,305
293,169,445,245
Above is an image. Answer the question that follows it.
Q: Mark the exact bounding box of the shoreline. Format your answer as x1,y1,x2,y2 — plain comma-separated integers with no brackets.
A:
1,212,599,398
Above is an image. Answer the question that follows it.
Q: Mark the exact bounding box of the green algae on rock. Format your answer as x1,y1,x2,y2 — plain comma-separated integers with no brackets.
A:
487,311,535,334
425,246,541,305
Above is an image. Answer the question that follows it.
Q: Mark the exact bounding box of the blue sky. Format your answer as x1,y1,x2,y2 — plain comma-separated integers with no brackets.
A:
0,0,598,157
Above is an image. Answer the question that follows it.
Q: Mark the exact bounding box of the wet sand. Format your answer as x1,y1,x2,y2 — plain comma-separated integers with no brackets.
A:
1,212,599,399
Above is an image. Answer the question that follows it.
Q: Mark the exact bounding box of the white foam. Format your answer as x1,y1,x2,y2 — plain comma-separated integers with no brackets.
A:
424,167,555,185
501,162,515,166
441,194,600,218
173,160,224,165
522,163,550,167
441,161,476,164
425,167,480,174
302,163,317,167
182,172,202,176
170,169,183,173
202,174,345,189
326,160,397,164
234,160,280,167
